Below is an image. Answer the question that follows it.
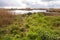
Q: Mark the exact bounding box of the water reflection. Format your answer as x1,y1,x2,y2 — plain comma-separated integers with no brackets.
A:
10,10,46,14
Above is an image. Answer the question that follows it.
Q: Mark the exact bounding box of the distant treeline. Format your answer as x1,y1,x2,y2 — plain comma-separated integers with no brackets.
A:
0,8,60,12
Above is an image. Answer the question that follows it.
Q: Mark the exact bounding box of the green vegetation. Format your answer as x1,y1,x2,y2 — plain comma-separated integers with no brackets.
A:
0,12,60,40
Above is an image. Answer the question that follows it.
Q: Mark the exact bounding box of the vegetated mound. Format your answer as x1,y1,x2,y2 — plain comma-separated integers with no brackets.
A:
47,8,60,12
0,12,60,40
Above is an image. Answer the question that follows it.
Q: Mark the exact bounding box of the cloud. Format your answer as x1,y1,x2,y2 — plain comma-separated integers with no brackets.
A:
48,1,60,8
41,0,53,2
41,0,60,2
0,0,60,8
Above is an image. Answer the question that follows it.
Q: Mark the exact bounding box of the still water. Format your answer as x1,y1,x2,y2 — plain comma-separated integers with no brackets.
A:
9,10,47,14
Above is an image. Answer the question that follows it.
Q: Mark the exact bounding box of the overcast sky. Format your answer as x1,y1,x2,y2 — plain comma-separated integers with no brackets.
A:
0,0,60,8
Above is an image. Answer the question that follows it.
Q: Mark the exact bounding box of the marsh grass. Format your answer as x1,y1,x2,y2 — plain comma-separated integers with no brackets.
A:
0,11,60,40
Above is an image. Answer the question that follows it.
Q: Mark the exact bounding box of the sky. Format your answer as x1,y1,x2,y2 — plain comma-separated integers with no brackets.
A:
0,0,60,8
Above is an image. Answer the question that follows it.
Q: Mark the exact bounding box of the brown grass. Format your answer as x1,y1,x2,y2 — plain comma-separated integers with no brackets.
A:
0,9,15,27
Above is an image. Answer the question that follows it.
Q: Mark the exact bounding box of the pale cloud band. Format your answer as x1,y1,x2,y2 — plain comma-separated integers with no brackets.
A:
0,0,60,8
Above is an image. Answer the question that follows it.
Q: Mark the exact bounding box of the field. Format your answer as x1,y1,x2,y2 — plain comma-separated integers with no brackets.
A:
0,9,60,40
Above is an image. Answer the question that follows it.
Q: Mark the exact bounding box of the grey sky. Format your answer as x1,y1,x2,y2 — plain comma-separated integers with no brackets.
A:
0,0,60,8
